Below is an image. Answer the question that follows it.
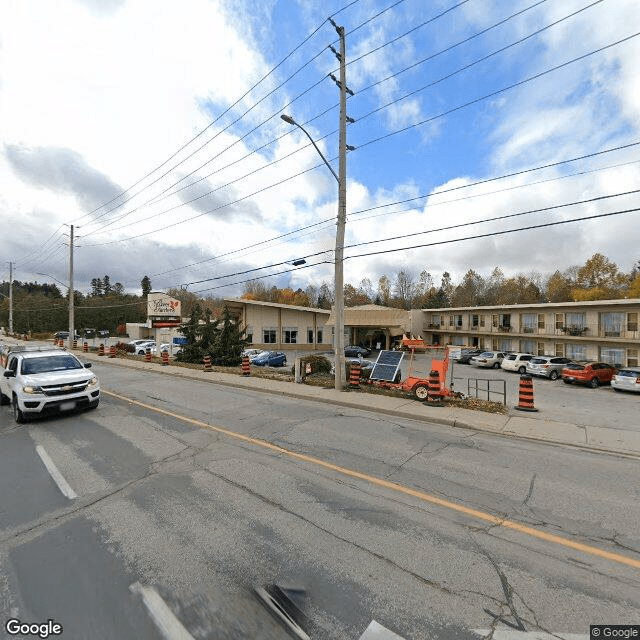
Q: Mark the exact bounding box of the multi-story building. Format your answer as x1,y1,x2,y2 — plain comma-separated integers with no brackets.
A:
423,298,640,367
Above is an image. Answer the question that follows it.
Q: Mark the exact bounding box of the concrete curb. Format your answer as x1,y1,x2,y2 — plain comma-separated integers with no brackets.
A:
2,338,637,458
76,349,640,459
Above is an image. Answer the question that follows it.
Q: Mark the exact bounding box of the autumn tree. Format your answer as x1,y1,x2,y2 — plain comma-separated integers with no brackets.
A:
572,253,627,300
377,275,391,306
451,269,485,307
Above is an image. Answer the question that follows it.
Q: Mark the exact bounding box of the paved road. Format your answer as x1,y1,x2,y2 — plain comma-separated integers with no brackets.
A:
1,363,639,639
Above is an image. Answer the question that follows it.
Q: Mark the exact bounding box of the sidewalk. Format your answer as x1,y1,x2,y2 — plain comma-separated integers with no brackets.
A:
3,337,639,458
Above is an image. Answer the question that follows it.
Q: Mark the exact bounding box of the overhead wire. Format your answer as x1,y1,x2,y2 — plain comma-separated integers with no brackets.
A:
83,9,628,244
136,141,640,282
71,0,363,228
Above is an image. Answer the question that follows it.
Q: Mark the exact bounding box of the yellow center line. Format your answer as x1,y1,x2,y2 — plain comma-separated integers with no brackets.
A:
103,389,640,570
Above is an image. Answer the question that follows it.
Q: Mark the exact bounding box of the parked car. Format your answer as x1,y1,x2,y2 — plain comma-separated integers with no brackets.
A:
501,352,534,374
469,351,506,368
345,345,371,358
134,341,156,355
251,351,287,367
248,350,269,362
242,348,263,359
561,362,617,388
526,356,573,380
97,329,110,338
610,367,640,393
456,348,483,364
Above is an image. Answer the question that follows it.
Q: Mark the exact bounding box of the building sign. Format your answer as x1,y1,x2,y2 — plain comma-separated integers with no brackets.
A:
147,292,181,318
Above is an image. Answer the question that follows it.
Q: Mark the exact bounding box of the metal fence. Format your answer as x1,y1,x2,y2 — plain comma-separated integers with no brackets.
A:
467,378,507,405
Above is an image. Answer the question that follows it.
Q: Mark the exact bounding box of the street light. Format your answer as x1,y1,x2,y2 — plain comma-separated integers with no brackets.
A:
280,113,347,390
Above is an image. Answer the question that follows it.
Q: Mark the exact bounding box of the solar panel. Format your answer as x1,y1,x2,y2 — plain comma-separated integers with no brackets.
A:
370,350,404,382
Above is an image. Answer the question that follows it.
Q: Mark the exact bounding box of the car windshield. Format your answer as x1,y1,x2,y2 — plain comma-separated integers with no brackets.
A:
530,358,548,364
21,355,83,374
479,352,493,357
617,370,640,378
565,364,584,370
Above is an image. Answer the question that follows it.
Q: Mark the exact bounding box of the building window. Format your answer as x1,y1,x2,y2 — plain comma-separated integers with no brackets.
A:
555,343,564,357
246,325,253,343
492,314,499,328
262,328,277,343
492,338,498,350
628,313,638,332
628,348,638,367
522,313,537,333
452,336,465,345
555,313,564,330
520,340,535,354
499,339,512,352
537,342,546,356
431,315,441,328
307,328,314,343
471,314,479,327
449,315,454,327
538,314,545,330
283,328,298,344
566,344,586,361
565,312,586,330
601,312,624,337
454,314,463,327
601,348,624,367
317,330,323,344
480,315,485,328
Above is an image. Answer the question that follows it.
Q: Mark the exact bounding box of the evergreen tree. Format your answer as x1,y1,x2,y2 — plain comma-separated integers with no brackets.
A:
102,275,111,295
212,306,250,366
141,275,152,296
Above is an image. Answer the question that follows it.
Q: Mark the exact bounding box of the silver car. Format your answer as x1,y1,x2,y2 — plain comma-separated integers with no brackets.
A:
611,367,640,393
526,356,573,380
469,351,506,369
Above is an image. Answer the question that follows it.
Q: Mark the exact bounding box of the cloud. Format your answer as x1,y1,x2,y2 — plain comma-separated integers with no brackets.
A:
4,144,123,212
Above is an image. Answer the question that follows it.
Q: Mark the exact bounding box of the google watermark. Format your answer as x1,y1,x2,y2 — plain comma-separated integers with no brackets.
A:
5,619,63,638
591,626,639,639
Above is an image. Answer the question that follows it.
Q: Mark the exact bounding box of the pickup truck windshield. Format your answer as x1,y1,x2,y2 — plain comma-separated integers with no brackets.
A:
21,355,83,374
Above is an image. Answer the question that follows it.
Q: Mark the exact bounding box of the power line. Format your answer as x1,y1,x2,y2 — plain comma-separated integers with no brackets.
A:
84,29,639,247
346,207,640,260
132,142,640,282
71,3,360,228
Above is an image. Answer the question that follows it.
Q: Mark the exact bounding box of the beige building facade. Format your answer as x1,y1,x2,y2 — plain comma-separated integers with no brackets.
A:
224,298,330,351
423,298,640,367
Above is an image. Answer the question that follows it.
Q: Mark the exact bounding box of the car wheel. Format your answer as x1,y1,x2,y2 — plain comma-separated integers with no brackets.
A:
414,385,428,400
563,379,571,384
493,361,501,369
12,397,26,423
589,378,599,389
549,371,559,380
518,366,526,374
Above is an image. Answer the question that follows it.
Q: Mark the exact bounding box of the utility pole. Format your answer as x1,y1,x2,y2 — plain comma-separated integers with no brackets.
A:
68,225,75,349
9,261,13,335
330,18,349,391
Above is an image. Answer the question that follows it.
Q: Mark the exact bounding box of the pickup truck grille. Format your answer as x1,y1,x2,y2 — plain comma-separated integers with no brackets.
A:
41,381,89,396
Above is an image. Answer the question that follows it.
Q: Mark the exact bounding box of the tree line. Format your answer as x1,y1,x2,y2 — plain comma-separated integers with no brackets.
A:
241,253,640,310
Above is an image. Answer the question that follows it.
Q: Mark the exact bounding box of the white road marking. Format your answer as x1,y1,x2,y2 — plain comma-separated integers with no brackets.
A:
129,582,195,640
359,620,407,639
35,445,78,500
473,629,587,639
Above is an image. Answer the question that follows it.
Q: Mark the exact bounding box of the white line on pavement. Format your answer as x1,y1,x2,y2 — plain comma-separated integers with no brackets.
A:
129,582,195,640
35,445,78,500
359,620,407,639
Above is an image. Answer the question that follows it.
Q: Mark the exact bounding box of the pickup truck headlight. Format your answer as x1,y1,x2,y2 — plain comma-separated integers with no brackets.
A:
23,385,43,394
87,376,99,388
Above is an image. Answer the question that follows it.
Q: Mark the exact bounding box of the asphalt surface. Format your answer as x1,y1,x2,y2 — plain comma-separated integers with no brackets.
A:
1,362,639,639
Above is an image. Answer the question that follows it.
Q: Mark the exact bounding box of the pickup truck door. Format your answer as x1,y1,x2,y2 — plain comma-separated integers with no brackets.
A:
1,356,19,396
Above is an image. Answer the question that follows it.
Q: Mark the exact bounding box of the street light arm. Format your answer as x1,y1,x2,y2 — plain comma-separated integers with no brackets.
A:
280,114,339,184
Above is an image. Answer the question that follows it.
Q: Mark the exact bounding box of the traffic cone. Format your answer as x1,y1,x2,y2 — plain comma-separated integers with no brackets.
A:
241,356,250,376
99,343,105,356
83,342,88,352
427,370,444,405
161,350,169,366
349,362,361,388
109,345,116,358
515,375,538,412
145,348,152,363
203,355,212,372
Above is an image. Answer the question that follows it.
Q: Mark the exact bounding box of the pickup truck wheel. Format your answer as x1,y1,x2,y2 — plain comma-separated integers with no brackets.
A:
12,397,26,423
0,392,9,406
414,385,429,400
88,399,99,410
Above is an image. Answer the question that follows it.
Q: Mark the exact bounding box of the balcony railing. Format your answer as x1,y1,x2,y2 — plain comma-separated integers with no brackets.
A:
427,323,441,329
561,326,588,336
497,326,511,333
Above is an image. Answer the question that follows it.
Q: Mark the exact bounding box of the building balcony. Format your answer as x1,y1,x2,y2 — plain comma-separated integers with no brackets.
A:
497,326,511,333
561,326,588,336
427,324,441,329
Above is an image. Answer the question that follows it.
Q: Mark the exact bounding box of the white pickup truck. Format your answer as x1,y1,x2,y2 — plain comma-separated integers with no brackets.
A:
0,346,100,423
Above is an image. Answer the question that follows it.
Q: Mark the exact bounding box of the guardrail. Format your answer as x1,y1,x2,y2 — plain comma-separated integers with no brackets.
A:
467,378,507,405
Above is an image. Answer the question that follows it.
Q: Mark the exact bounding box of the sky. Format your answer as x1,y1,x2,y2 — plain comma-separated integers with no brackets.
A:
1,0,639,299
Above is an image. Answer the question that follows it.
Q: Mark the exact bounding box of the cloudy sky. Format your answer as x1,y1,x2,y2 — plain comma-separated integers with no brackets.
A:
1,0,639,298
